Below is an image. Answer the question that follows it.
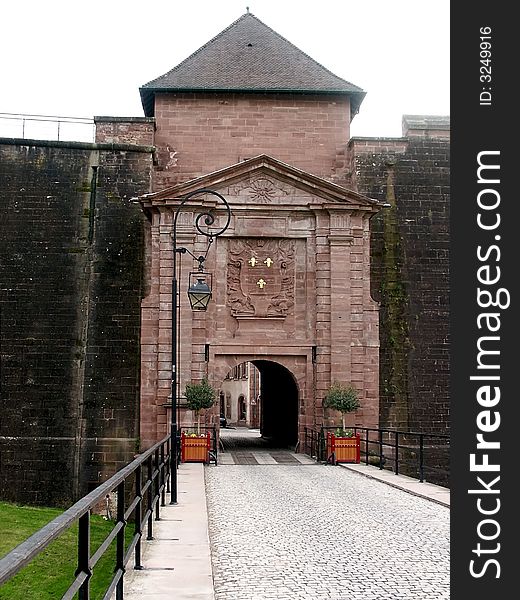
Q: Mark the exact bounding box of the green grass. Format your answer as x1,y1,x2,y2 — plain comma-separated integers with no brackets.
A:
0,501,133,600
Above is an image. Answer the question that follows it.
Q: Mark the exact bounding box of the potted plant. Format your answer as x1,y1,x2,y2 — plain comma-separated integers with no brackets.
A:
323,382,361,464
181,378,216,463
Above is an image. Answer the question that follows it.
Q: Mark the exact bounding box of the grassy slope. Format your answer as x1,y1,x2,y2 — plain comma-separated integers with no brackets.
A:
0,501,127,600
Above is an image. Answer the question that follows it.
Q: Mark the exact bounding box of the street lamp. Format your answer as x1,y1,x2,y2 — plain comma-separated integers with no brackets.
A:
187,270,212,311
170,189,231,504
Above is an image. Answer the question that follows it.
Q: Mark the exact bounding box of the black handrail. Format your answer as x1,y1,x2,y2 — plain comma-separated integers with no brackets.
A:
0,435,171,599
303,426,450,485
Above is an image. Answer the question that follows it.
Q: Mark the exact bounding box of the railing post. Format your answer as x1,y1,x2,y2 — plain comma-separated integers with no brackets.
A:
419,434,425,482
154,448,161,521
166,437,171,494
77,512,91,600
395,431,399,475
160,443,166,507
134,465,143,570
365,428,369,465
379,429,384,470
213,425,218,464
116,481,126,600
319,427,325,462
147,455,154,540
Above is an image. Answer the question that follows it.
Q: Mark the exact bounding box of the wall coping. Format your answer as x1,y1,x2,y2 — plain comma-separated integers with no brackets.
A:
94,116,156,126
349,136,407,143
0,136,155,153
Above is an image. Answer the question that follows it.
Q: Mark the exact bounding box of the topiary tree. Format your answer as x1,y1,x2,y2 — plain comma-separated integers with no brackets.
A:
185,378,216,434
323,382,361,432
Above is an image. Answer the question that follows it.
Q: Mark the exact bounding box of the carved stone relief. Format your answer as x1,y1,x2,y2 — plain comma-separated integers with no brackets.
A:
230,175,291,202
330,213,351,230
227,238,295,318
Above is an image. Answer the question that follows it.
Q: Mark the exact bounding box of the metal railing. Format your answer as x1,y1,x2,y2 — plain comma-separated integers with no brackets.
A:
0,112,95,142
304,427,321,462
0,435,171,599
303,426,450,485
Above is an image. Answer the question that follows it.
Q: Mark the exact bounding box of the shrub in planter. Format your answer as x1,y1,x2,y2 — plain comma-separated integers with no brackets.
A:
185,378,216,434
323,382,361,430
323,383,361,464
334,428,355,438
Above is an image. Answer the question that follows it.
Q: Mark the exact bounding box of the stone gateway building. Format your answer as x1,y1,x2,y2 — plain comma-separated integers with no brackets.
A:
0,13,450,504
136,155,383,450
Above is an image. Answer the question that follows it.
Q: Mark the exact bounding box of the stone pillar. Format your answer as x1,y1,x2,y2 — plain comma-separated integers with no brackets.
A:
313,212,331,426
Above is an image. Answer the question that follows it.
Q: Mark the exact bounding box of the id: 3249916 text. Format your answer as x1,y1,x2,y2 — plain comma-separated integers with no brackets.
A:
480,26,492,106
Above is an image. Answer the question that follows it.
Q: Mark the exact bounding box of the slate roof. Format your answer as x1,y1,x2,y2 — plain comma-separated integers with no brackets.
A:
140,12,365,117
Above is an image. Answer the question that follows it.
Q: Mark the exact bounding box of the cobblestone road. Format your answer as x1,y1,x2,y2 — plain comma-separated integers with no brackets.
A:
205,442,449,600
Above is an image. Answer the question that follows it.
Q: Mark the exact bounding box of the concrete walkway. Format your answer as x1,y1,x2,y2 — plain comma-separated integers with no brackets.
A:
121,462,214,600
120,445,449,599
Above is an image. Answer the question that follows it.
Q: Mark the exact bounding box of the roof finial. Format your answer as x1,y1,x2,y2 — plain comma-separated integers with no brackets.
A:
246,6,250,13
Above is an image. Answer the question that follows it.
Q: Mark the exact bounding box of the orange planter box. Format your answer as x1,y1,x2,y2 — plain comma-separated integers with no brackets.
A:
327,432,360,464
181,432,210,463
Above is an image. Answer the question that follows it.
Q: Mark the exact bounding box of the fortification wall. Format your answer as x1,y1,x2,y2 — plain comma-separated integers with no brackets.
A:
0,138,153,505
350,128,450,436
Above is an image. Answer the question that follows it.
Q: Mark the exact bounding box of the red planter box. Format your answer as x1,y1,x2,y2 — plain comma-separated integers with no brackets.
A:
327,432,360,464
181,432,210,463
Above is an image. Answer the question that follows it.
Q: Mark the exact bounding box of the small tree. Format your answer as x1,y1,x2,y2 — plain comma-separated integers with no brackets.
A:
185,378,216,434
323,382,361,432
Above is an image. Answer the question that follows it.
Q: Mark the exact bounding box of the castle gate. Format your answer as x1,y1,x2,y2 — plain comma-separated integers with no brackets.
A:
138,154,382,449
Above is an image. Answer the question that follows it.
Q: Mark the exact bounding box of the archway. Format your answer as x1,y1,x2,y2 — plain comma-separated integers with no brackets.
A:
218,359,299,449
252,360,299,447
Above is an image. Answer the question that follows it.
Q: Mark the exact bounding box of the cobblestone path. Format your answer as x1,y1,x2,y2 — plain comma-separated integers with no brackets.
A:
205,443,449,600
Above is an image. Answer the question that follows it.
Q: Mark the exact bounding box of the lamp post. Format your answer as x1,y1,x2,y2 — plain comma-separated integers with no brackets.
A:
170,189,231,504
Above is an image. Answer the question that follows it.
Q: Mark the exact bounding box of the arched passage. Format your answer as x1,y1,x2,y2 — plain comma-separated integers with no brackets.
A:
252,360,299,447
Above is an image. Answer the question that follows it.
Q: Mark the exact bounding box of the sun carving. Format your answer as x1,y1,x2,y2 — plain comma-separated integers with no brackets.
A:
247,178,277,202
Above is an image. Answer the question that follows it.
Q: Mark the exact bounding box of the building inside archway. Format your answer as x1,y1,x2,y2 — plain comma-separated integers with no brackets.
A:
219,360,298,448
220,362,261,429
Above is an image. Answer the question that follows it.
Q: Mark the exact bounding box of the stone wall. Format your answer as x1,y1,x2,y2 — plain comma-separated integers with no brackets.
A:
350,127,450,436
0,113,450,504
145,92,351,189
94,116,155,147
0,138,153,505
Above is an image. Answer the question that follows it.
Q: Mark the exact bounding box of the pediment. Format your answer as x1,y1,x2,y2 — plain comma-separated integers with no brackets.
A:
139,154,383,212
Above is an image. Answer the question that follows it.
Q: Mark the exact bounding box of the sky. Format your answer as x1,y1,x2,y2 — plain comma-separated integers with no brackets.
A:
0,0,449,139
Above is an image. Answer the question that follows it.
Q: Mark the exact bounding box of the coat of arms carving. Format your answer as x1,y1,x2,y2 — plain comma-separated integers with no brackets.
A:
227,238,295,318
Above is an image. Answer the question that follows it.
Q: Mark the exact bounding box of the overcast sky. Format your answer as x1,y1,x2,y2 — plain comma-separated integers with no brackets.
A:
1,0,449,139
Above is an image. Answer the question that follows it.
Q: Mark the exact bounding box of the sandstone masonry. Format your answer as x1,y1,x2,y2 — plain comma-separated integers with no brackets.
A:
0,138,153,504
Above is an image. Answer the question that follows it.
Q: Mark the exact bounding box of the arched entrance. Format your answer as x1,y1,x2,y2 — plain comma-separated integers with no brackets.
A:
253,360,298,447
218,359,299,449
